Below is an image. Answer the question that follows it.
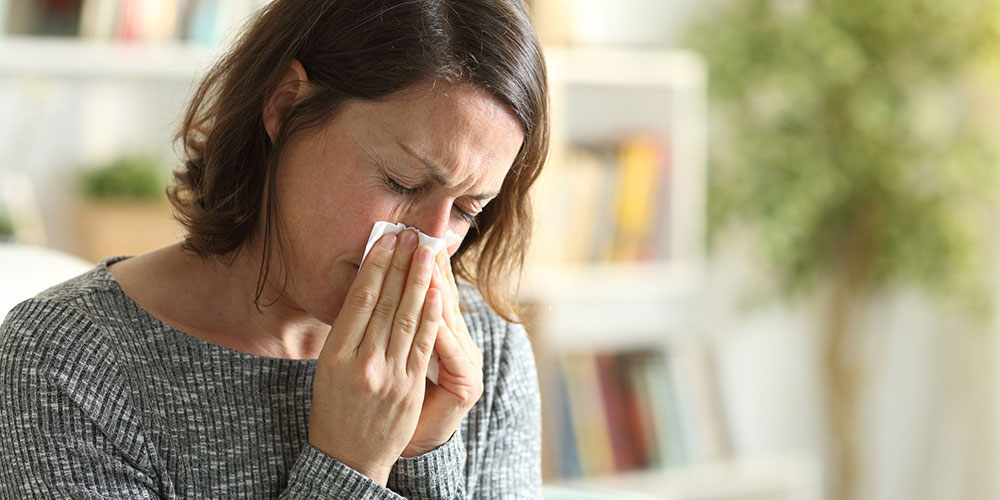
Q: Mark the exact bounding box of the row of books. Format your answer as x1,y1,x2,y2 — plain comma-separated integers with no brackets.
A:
541,345,729,479
534,136,672,266
1,0,264,45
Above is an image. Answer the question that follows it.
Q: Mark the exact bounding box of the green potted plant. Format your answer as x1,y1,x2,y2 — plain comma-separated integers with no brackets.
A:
75,153,179,263
0,211,15,243
688,1,1000,499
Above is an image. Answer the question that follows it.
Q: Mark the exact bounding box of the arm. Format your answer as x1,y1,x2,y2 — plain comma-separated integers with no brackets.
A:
386,427,467,499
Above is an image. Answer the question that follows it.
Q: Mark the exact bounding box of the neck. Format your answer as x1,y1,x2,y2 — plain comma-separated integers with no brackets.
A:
120,243,331,360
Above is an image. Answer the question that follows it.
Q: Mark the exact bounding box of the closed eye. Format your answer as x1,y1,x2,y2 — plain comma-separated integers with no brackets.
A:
383,175,479,228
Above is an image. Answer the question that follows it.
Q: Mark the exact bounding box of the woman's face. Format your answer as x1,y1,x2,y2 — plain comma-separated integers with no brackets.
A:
268,81,524,324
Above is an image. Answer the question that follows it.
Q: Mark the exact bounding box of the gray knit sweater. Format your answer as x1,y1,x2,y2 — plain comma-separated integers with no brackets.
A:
0,256,542,499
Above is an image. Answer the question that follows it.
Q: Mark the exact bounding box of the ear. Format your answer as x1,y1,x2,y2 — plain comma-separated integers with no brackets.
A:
263,59,310,143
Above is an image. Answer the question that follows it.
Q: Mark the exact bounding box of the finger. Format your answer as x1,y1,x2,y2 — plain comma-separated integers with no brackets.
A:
329,232,396,354
436,250,461,306
407,287,442,378
430,261,483,370
431,320,477,389
388,245,435,368
362,229,419,357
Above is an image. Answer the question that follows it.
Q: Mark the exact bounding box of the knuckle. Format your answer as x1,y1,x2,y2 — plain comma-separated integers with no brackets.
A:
368,252,392,272
410,345,430,362
456,386,482,407
373,296,398,320
391,256,411,274
410,269,431,289
357,360,384,393
349,288,379,311
393,313,420,335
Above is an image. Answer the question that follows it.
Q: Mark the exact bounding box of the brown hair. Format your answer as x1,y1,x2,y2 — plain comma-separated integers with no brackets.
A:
169,0,548,322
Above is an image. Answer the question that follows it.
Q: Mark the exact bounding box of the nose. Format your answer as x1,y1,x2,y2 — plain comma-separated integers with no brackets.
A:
399,198,452,240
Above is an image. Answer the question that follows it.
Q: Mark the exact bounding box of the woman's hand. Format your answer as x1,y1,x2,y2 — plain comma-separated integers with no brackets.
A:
308,230,442,486
401,250,485,458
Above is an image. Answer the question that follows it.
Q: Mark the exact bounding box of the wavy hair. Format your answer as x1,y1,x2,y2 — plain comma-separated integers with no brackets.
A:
169,0,548,322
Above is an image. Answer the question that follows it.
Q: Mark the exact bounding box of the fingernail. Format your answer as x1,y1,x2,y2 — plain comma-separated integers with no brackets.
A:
433,264,441,277
417,246,432,265
379,233,397,249
400,230,418,250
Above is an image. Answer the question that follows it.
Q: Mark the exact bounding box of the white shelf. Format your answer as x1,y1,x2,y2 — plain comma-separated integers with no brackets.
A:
545,47,706,88
524,261,698,298
524,47,708,352
0,36,216,81
553,453,822,500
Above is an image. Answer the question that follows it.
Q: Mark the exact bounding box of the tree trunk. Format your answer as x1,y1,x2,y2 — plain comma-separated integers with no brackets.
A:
824,201,877,500
824,276,860,500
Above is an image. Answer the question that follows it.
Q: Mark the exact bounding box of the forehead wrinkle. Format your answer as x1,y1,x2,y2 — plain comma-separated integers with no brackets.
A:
396,141,500,200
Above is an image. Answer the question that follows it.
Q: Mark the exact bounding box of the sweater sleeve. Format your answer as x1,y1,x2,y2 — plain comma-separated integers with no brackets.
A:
0,299,160,499
477,322,543,500
279,426,467,500
278,444,405,499
387,426,467,498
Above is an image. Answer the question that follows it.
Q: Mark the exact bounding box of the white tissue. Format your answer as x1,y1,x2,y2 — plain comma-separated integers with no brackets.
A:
360,221,461,384
361,221,460,266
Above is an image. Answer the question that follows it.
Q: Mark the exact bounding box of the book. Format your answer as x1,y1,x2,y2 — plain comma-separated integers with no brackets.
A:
7,0,83,36
116,0,141,41
611,137,662,261
639,350,689,466
139,0,180,43
539,360,581,479
621,351,657,470
78,0,118,40
184,0,220,45
670,342,730,462
561,353,615,476
587,148,618,262
0,0,9,36
646,138,672,260
595,352,636,472
561,147,605,265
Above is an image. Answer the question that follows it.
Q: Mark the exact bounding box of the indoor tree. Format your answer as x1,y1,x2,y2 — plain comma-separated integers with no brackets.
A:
688,1,1000,499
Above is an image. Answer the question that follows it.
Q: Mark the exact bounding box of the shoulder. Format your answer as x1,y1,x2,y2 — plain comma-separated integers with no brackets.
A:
0,262,132,383
457,283,539,409
0,265,152,470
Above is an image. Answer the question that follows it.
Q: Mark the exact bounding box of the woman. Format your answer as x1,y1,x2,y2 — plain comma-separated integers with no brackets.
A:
0,0,548,498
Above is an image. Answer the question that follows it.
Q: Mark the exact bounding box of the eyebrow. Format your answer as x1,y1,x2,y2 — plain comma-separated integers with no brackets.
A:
397,141,499,201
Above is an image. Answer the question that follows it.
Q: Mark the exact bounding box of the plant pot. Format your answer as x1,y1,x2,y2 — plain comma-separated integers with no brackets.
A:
72,199,182,263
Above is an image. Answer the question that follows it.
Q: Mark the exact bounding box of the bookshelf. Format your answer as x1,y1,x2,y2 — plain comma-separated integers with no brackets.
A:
0,0,265,255
523,47,820,499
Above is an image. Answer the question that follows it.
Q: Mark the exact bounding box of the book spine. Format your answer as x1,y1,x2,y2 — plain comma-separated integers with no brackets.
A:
643,137,671,261
611,137,661,261
554,356,582,478
542,360,581,479
641,351,684,466
587,148,618,262
0,0,8,36
595,352,635,472
618,352,659,468
563,353,615,476
185,0,220,45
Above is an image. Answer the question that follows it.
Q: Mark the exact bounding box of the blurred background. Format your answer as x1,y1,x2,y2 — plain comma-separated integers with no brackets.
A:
2,1,999,499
